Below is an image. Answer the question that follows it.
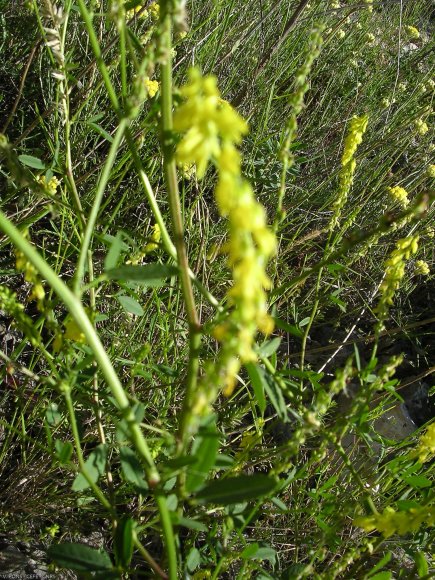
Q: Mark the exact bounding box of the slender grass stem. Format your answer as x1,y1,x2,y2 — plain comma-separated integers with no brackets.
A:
74,117,128,294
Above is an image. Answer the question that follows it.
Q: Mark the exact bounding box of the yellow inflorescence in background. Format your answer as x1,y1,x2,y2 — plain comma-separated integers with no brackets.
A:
174,68,276,396
376,236,419,327
388,185,409,208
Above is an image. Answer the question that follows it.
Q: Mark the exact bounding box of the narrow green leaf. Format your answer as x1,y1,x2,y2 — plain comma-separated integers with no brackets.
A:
367,552,391,577
273,317,303,338
18,154,45,169
246,362,266,415
171,515,208,532
120,446,148,492
114,517,134,569
104,231,125,270
195,475,276,505
72,444,107,491
48,543,112,572
369,573,392,580
86,121,114,142
298,317,311,327
186,425,220,493
107,264,178,285
402,475,432,488
117,295,144,316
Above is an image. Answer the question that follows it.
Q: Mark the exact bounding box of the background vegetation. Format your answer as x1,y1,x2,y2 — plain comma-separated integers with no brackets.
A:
0,0,434,578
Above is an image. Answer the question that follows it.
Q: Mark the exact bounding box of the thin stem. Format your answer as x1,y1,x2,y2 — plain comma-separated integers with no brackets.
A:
0,210,160,484
63,388,114,514
160,1,201,451
133,532,169,579
74,117,128,293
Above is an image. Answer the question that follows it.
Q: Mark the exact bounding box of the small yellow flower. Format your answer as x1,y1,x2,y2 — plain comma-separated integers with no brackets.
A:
355,506,433,538
144,223,161,252
426,165,435,178
330,0,340,9
398,82,407,92
415,118,429,136
337,29,346,40
364,0,373,12
144,78,159,98
64,318,86,344
415,260,430,276
365,32,375,44
180,162,196,179
381,98,391,109
388,185,409,207
405,25,420,40
37,174,60,195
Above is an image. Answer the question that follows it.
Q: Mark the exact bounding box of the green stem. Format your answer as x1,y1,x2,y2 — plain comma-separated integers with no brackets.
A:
0,210,159,483
74,117,128,294
132,531,169,579
160,1,201,451
63,387,114,514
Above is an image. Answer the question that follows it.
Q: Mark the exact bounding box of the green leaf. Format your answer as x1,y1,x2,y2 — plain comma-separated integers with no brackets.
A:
414,551,428,577
367,552,391,577
186,547,201,572
298,317,311,327
402,475,432,488
120,446,148,492
104,231,125,270
273,317,303,338
195,475,276,505
241,543,259,559
55,440,73,464
171,515,208,532
48,543,113,572
18,154,45,169
107,264,178,286
262,369,287,422
186,424,220,493
246,362,266,415
368,573,392,580
114,517,134,569
117,295,144,316
72,444,107,491
257,337,281,358
253,547,276,564
270,497,288,511
46,403,62,426
86,121,114,143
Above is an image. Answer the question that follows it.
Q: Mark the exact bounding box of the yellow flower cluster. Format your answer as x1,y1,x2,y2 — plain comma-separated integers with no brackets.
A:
36,174,60,195
388,185,409,207
355,505,435,538
364,0,373,12
415,423,435,462
427,164,435,178
174,68,276,395
415,118,429,136
330,114,368,230
365,32,375,44
149,1,159,20
144,77,159,98
174,69,248,178
415,260,430,276
376,236,418,326
405,25,420,40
